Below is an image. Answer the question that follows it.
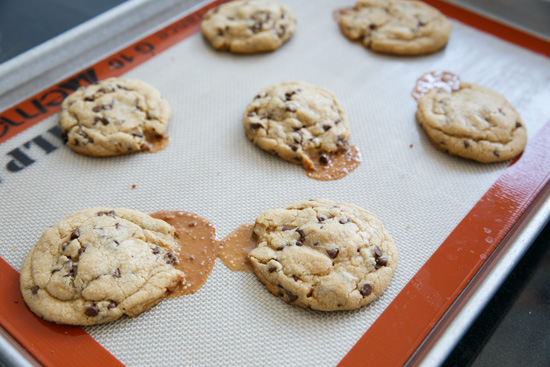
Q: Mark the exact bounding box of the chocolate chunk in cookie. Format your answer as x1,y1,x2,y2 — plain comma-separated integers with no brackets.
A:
248,199,398,311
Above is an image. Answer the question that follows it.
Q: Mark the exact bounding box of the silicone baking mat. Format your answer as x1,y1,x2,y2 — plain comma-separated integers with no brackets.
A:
1,0,549,366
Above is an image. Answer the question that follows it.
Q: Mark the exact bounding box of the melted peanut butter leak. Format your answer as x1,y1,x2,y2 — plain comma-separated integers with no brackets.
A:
305,145,362,181
412,71,460,101
151,211,256,297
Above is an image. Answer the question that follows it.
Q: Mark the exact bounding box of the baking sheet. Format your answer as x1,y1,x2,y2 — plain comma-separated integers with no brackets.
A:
1,0,549,366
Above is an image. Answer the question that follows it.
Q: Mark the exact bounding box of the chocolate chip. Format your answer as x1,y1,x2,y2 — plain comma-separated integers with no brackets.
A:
287,292,298,302
417,20,426,27
516,122,523,128
284,91,297,101
247,112,256,117
296,228,306,240
152,246,160,254
327,248,339,259
276,246,284,251
493,151,500,157
360,283,373,297
339,218,351,224
115,223,121,230
85,306,99,317
85,96,94,102
313,242,320,246
293,130,303,143
250,122,263,129
113,239,120,246
217,28,223,36
268,266,276,273
285,106,295,113
52,268,60,274
92,106,101,113
290,144,299,152
107,210,116,218
295,241,303,246
107,302,117,310
98,88,106,93
373,246,383,257
78,247,86,256
376,257,388,267
103,104,112,111
335,119,342,125
498,108,506,115
61,242,70,252
293,275,299,281
369,24,377,30
336,135,345,146
464,140,470,148
188,221,197,227
322,125,332,132
282,226,294,231
319,154,329,165
70,228,80,240
113,268,121,278
132,131,144,138
31,286,39,295
165,253,176,265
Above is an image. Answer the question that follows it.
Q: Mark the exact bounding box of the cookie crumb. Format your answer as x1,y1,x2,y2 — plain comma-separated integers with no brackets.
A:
131,184,136,189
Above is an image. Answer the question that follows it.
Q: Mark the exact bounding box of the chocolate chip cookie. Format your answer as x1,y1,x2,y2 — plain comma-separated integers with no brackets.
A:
244,81,351,170
339,0,452,55
59,78,171,157
416,82,528,163
201,0,296,53
20,208,184,325
248,199,398,311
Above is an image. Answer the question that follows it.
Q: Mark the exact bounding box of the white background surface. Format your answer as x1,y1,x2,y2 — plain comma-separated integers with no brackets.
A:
1,1,550,365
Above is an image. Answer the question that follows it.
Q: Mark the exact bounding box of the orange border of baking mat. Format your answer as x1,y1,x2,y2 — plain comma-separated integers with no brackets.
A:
0,0,549,366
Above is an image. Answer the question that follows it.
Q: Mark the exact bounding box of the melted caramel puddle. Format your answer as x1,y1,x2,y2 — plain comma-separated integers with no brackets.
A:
332,7,353,23
305,145,362,181
412,71,460,101
145,134,170,153
218,224,255,272
151,211,255,296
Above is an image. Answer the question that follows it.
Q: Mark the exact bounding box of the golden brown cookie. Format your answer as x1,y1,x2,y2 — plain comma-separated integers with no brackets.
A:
59,78,171,157
243,81,351,170
248,199,398,311
416,82,527,163
339,0,452,55
201,0,296,53
20,208,184,325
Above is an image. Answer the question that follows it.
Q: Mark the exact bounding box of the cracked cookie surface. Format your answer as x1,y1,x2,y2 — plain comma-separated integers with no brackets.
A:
59,78,171,157
416,82,527,163
339,0,452,55
201,0,296,53
20,208,184,325
248,199,398,311
244,81,351,169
